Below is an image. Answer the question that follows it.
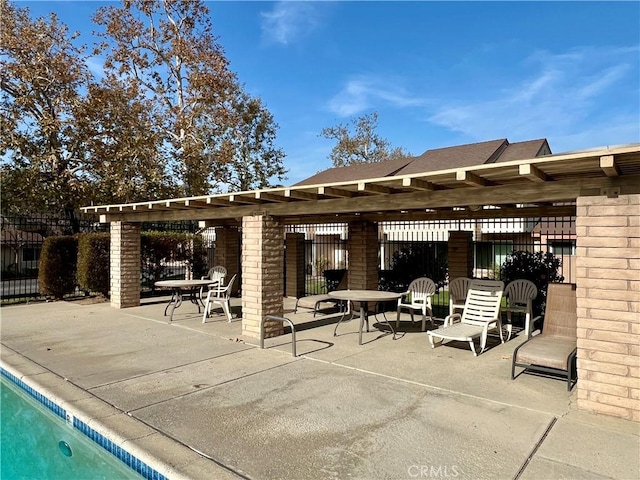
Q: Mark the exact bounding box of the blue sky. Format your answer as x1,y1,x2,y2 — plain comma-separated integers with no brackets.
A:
19,1,640,185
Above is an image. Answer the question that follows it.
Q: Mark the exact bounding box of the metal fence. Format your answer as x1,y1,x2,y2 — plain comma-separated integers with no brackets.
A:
3,213,576,308
288,216,576,318
0,213,203,304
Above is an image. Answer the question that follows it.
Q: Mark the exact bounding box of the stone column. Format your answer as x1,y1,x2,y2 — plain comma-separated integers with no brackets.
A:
214,227,241,295
110,221,140,308
285,233,305,298
448,231,474,280
575,194,639,422
242,215,284,338
347,220,379,290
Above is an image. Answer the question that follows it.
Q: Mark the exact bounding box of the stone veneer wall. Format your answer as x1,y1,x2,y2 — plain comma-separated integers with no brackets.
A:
347,221,379,290
241,215,284,338
575,194,640,422
214,227,241,295
110,222,140,308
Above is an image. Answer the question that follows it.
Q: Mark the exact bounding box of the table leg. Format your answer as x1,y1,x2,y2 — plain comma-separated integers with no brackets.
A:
358,304,366,345
164,287,183,322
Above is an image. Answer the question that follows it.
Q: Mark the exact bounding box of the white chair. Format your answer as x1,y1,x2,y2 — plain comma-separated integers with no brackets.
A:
448,277,471,316
199,266,227,301
202,274,237,323
427,279,504,356
396,277,436,331
503,279,537,340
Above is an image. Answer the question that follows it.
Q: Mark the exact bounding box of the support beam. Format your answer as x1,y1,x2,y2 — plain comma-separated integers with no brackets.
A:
402,177,434,191
456,170,488,187
600,155,620,177
519,163,548,182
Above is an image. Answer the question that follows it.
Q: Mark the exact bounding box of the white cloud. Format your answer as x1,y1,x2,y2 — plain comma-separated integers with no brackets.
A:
260,2,321,46
427,45,640,148
327,77,428,117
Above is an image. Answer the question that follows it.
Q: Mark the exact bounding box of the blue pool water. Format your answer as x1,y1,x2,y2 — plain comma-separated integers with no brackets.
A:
1,376,143,479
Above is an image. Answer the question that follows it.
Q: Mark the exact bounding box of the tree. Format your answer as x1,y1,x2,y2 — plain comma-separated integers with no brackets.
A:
213,90,287,191
0,0,180,213
93,0,287,196
320,112,410,167
0,0,91,214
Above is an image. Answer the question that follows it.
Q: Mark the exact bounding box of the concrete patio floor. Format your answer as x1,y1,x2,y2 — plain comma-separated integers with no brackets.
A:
1,296,638,480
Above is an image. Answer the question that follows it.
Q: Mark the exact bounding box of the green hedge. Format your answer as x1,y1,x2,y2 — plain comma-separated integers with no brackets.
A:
141,232,207,289
38,236,78,299
77,233,110,296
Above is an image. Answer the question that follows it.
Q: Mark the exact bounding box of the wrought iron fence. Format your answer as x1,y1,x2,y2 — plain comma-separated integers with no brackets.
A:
0,213,205,303
289,216,576,318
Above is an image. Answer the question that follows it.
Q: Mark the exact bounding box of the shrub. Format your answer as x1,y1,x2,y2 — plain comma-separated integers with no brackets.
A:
379,243,447,292
38,236,78,299
141,232,207,290
77,233,110,296
499,250,564,316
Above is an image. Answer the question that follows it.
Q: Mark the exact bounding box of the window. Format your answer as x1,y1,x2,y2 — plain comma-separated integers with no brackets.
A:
22,247,40,262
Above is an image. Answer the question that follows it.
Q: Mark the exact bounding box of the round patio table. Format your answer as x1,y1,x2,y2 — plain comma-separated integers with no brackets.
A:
328,290,403,345
155,279,218,322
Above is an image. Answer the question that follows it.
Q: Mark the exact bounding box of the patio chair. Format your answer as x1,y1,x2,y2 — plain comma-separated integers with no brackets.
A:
512,283,577,391
396,277,436,331
199,265,227,301
294,271,348,316
427,279,504,356
503,279,537,340
448,277,471,316
202,274,237,323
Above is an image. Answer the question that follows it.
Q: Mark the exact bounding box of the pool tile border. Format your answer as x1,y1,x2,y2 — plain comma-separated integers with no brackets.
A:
1,366,168,480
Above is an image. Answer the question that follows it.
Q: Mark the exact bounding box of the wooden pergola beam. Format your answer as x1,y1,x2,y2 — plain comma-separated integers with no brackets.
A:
600,155,620,177
519,163,548,182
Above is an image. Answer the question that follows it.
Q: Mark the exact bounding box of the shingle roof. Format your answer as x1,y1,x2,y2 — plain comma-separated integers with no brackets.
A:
294,138,551,186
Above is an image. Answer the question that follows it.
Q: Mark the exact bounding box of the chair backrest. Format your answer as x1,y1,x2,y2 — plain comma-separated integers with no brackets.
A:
461,279,504,326
208,266,227,283
541,283,577,338
407,277,436,304
505,279,537,306
449,277,471,303
220,274,237,300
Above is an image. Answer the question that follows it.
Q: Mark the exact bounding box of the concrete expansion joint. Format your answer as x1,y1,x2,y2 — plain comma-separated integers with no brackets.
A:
513,417,558,480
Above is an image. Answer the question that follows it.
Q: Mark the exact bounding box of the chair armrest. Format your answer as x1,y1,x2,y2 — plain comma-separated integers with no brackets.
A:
443,313,461,326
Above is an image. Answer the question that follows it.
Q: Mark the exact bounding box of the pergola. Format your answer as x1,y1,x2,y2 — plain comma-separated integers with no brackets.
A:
82,143,640,422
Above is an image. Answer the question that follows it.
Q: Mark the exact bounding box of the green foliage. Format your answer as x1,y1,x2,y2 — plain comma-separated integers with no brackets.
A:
379,243,448,292
141,232,207,289
38,236,78,299
320,112,411,167
76,233,110,296
499,250,565,316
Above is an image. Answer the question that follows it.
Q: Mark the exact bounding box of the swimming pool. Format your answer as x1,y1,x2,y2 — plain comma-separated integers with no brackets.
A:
1,369,165,479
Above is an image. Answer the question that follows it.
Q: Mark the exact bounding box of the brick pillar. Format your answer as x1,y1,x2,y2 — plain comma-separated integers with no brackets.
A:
110,222,140,308
575,194,640,422
242,215,284,338
448,231,474,279
285,233,305,298
214,227,240,295
347,221,379,290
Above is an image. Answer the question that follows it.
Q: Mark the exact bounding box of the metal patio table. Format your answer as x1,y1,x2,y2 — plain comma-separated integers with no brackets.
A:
155,279,218,322
328,290,403,345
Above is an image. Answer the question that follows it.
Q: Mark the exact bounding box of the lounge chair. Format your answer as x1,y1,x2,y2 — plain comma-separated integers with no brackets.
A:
294,271,348,316
396,277,436,331
511,283,577,391
427,279,504,356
